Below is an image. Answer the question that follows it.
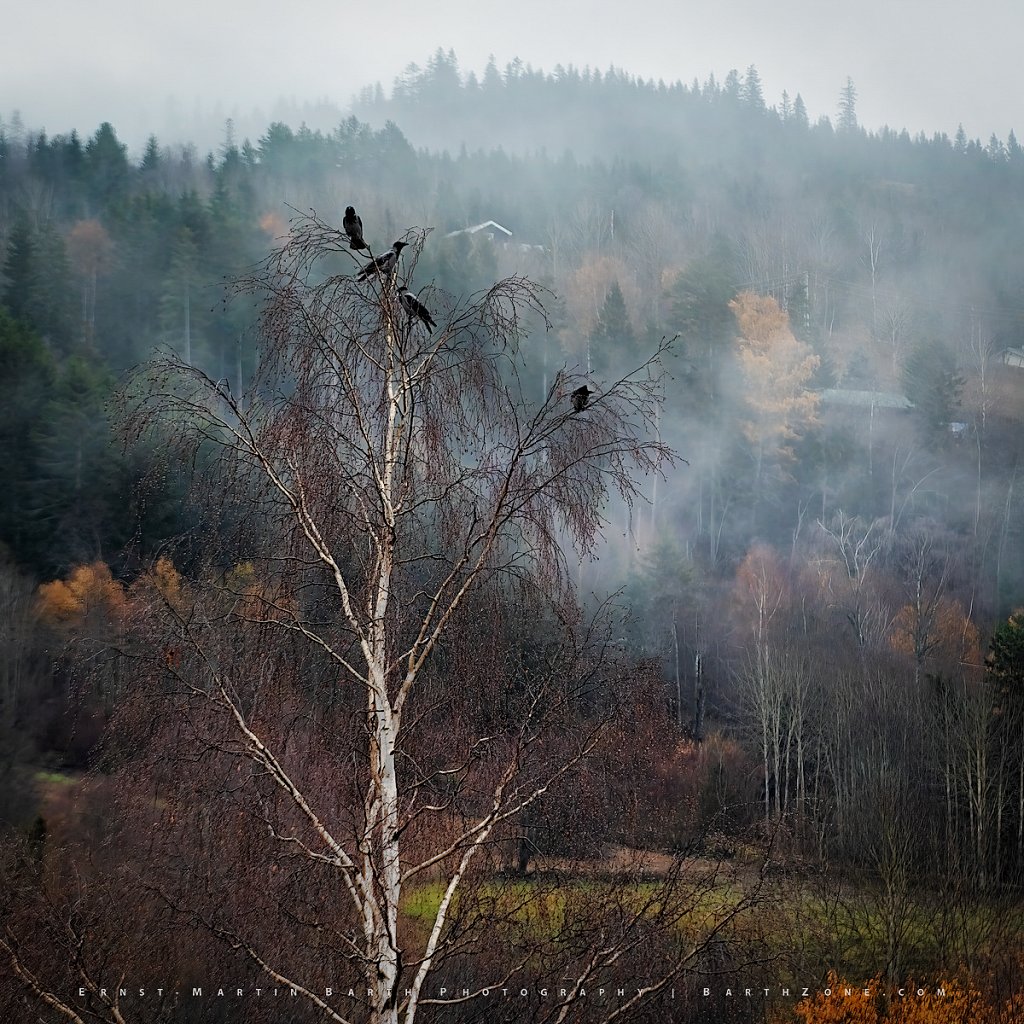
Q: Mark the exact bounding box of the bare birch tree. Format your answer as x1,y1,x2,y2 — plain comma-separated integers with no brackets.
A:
100,213,694,1024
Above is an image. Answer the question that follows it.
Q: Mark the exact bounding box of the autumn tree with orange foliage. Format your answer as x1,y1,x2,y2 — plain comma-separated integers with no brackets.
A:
34,560,129,743
36,560,125,628
730,291,820,499
890,596,980,679
789,970,1000,1024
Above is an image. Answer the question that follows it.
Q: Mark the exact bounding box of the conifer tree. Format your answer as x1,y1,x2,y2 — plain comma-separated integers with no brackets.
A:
838,76,858,133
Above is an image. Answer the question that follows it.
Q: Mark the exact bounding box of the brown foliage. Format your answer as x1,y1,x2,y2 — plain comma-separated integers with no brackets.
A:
65,218,114,278
889,596,981,670
37,561,124,629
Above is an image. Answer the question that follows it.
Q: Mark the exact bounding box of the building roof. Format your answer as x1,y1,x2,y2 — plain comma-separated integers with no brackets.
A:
819,389,914,410
444,220,513,239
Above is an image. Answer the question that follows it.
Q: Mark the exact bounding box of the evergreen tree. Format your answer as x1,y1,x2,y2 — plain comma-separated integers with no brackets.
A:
141,135,161,174
838,77,858,133
723,69,741,102
1008,129,1022,164
1,220,34,323
987,133,1006,162
84,122,130,206
901,339,963,447
0,311,55,566
667,241,739,411
1,222,74,347
792,94,809,130
589,279,635,375
33,355,129,573
741,65,765,112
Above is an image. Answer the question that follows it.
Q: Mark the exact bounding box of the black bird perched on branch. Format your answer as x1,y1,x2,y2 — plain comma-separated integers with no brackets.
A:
343,206,367,250
397,286,436,331
356,241,408,282
571,385,592,412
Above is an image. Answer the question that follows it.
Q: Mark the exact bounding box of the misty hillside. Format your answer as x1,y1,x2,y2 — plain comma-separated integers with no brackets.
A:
5,50,1024,1024
2,51,1023,591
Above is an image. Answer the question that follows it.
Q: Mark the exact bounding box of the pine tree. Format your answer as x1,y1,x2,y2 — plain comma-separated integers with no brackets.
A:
141,135,161,174
1,222,74,347
1,221,34,323
793,94,809,130
0,310,55,565
589,279,635,375
723,69,741,102
1008,129,1022,164
901,339,963,446
838,77,858,133
741,66,765,111
668,242,739,411
84,122,130,206
33,355,129,572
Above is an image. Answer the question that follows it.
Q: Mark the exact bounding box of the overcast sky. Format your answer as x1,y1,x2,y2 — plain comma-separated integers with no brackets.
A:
4,0,1021,154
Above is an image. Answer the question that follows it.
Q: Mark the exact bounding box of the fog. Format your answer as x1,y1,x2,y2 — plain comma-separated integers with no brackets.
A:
5,0,1023,153
7,6,1024,1019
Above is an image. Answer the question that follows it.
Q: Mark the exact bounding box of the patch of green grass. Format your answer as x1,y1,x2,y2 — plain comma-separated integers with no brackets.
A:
402,870,1024,989
34,770,78,786
400,875,752,945
402,881,447,921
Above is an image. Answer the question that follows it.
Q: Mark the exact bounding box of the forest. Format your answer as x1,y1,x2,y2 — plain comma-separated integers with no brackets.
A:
2,49,1024,1024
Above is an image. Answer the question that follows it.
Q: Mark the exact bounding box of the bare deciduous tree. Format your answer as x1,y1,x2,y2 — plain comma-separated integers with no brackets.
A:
102,213,696,1024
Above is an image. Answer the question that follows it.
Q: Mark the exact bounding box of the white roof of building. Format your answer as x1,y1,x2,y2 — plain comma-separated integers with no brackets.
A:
444,220,513,238
819,389,913,410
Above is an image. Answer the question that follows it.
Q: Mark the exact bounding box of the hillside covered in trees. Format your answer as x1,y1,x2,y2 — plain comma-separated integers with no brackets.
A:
2,51,1024,1024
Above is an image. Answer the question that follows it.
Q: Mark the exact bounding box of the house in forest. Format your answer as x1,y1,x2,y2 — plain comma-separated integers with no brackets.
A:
445,220,513,242
999,346,1024,369
445,220,545,254
818,389,914,412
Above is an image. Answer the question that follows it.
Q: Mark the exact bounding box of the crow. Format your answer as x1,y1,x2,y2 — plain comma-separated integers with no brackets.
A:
343,206,367,250
571,385,592,412
397,286,436,331
356,241,408,282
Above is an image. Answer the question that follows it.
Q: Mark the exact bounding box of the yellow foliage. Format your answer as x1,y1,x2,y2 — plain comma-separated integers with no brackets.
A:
151,557,184,607
885,979,986,1024
793,974,990,1024
794,973,878,1024
130,556,186,612
564,254,639,340
731,291,792,348
999,991,1024,1024
730,291,820,463
225,561,258,594
37,561,125,627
